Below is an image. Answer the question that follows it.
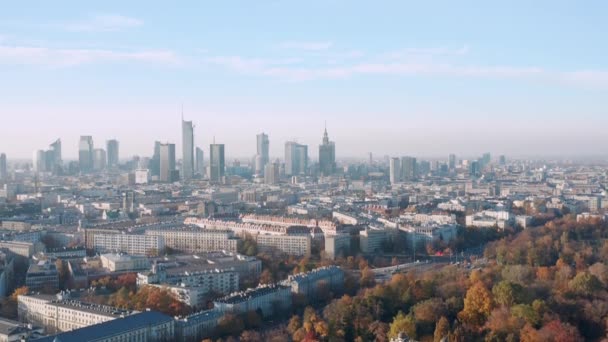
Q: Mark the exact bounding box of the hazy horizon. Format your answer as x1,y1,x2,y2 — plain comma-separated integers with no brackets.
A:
2,1,608,160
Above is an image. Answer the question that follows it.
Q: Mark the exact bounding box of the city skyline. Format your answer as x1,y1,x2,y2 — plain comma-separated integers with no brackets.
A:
2,1,608,159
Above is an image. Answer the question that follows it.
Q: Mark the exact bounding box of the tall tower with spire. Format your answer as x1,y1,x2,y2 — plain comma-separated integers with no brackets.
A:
181,108,195,181
319,123,336,177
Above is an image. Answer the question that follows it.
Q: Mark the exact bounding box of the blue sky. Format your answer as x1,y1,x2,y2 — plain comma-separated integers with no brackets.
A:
1,1,607,160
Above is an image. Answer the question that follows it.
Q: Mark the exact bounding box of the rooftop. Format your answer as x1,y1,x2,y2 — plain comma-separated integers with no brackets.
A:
32,311,173,342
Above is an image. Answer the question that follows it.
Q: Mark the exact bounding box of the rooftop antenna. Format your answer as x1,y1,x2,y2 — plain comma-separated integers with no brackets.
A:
181,104,184,121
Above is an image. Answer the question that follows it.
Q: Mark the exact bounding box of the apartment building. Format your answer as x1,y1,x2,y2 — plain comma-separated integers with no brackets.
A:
213,284,291,317
282,266,344,300
93,233,164,256
255,233,311,256
33,311,174,342
145,229,238,253
18,293,135,334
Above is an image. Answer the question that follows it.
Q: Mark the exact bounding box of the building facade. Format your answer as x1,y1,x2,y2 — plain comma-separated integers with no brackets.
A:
145,229,238,253
209,144,225,183
182,119,194,181
106,139,119,169
78,136,94,173
93,233,165,256
159,143,177,183
318,126,336,177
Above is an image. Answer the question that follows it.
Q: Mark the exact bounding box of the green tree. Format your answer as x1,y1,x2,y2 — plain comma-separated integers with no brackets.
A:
568,272,602,296
492,281,523,307
389,311,416,340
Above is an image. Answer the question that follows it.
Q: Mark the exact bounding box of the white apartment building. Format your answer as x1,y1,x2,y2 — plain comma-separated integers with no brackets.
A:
213,284,291,317
100,254,150,272
18,293,135,334
466,210,513,229
93,233,164,256
145,229,238,253
147,270,238,308
255,234,311,256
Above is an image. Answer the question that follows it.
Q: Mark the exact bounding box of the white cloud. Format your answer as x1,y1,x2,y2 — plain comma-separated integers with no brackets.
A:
204,55,544,82
64,14,143,32
280,41,333,51
382,45,470,60
560,70,608,87
0,44,180,67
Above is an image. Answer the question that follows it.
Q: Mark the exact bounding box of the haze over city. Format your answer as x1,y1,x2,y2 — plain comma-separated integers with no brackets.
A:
4,2,608,342
2,1,608,159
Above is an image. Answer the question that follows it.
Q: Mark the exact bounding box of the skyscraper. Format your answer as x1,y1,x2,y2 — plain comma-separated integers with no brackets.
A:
256,133,269,175
159,143,176,183
499,155,506,165
264,162,279,185
196,147,204,176
470,160,481,178
209,144,225,183
149,141,161,177
182,119,195,181
389,158,401,184
49,139,62,173
33,150,46,173
401,156,417,181
318,125,336,176
106,139,119,169
0,153,6,181
448,154,456,170
93,149,107,171
78,136,94,173
285,142,308,176
481,153,491,168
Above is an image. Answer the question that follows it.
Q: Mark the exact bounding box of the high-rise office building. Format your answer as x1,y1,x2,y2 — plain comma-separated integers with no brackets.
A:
78,136,94,173
49,139,62,173
285,142,308,176
209,144,225,183
470,160,481,178
182,119,194,180
106,139,119,169
159,143,177,183
481,153,491,168
499,155,506,165
401,156,417,181
264,163,279,185
389,158,401,184
149,141,161,177
318,125,336,177
448,154,456,170
0,153,6,180
33,150,46,173
93,149,107,171
196,147,204,176
255,133,269,175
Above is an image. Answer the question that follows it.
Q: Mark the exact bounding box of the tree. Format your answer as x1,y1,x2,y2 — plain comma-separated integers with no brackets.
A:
389,311,416,340
287,315,302,336
492,281,523,307
369,320,389,342
434,316,450,342
568,272,602,296
458,282,493,328
239,330,262,342
259,269,274,285
360,267,376,288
